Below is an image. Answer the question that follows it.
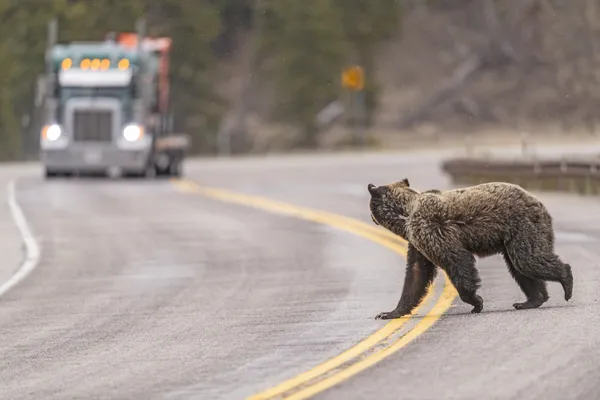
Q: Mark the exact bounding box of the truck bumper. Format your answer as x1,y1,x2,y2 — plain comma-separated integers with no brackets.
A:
41,145,151,174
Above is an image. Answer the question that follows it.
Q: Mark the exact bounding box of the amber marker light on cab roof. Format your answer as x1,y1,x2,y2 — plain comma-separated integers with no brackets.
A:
118,59,130,70
61,58,72,70
90,58,101,70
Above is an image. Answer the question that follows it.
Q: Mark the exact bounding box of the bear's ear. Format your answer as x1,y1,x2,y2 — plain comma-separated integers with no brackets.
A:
401,178,410,187
368,183,378,196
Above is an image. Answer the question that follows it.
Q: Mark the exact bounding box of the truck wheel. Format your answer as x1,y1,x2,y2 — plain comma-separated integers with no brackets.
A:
44,169,59,179
154,153,171,177
169,161,182,178
154,165,170,179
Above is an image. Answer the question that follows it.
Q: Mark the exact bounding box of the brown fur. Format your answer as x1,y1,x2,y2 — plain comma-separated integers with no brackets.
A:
368,179,573,319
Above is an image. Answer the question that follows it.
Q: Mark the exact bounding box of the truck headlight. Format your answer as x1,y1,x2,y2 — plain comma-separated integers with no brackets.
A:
42,124,62,141
123,124,143,142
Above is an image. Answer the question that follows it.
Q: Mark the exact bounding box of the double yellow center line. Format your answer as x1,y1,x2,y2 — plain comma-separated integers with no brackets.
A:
172,179,457,399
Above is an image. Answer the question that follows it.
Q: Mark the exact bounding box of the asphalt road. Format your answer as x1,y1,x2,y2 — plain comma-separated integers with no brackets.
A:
0,143,599,399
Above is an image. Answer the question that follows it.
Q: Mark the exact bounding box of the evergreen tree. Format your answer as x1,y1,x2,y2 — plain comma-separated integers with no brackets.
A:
259,0,349,148
147,0,224,154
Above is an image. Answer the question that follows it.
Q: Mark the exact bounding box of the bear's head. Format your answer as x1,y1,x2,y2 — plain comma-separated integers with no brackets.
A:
367,178,419,238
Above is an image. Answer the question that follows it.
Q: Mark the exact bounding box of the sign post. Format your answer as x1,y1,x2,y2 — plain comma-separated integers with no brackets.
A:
341,65,366,147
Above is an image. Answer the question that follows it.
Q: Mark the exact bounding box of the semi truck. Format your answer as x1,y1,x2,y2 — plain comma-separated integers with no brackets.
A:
38,18,190,179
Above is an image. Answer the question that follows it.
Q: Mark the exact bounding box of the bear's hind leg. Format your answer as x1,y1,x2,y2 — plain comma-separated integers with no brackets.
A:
503,251,549,310
561,263,574,301
526,257,573,302
505,233,573,302
438,249,484,314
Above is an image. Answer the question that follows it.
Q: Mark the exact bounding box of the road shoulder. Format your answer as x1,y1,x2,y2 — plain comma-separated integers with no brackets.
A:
0,178,26,296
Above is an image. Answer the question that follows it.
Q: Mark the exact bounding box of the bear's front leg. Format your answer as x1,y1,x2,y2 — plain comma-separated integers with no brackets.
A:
375,243,437,320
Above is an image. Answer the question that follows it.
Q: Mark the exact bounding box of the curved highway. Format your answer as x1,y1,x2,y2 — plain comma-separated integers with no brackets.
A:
0,142,599,400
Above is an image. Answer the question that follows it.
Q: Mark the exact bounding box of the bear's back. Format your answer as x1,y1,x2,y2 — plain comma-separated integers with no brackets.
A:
408,182,546,257
450,181,537,209
413,181,544,227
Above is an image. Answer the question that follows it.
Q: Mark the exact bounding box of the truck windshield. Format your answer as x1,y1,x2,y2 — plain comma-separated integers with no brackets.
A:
59,86,130,100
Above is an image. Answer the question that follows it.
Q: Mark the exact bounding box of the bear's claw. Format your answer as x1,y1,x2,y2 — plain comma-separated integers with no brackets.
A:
513,300,544,310
375,310,408,320
374,311,395,320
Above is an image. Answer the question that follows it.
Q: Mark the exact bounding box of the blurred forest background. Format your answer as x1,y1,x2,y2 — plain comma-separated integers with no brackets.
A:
0,0,599,161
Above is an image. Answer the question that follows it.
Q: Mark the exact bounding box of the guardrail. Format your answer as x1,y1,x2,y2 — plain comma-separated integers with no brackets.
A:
440,155,600,195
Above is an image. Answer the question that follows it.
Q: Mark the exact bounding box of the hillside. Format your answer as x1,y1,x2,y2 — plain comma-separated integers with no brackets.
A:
214,0,600,151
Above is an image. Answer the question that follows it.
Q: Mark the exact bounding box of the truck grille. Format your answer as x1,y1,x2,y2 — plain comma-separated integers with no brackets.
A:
72,110,113,142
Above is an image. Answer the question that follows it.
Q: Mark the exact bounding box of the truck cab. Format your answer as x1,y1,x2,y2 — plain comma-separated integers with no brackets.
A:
40,19,188,179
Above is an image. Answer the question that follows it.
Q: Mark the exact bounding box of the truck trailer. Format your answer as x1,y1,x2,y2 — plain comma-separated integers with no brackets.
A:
39,18,190,179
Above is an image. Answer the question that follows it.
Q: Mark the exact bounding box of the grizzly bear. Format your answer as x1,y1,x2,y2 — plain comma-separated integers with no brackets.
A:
367,178,573,319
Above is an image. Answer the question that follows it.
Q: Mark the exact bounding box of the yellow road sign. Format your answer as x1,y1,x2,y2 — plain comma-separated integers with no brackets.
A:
341,65,364,91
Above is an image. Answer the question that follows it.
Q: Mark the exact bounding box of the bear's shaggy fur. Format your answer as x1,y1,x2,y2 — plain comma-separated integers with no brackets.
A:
368,178,573,319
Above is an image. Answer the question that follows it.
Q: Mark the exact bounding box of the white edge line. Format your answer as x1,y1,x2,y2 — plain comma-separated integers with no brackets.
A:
0,179,40,297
